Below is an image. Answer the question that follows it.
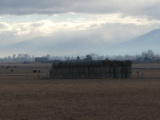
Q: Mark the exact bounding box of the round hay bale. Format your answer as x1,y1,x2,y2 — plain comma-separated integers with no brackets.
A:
112,61,122,67
102,60,112,66
114,67,121,78
109,67,114,78
125,60,132,66
121,67,126,73
125,67,132,78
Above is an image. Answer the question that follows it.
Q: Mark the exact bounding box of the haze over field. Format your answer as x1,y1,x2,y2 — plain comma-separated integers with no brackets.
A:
0,0,160,57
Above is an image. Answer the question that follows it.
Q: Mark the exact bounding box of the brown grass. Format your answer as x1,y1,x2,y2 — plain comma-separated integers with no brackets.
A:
0,63,160,120
132,63,160,69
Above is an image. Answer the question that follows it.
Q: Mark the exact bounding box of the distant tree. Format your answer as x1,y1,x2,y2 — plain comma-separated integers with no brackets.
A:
83,55,92,60
97,56,105,60
66,56,71,60
147,50,155,59
141,51,147,58
46,54,50,59
7,56,12,61
105,57,109,60
90,53,98,60
105,55,110,60
124,55,130,60
12,54,16,61
76,56,81,60
115,55,124,60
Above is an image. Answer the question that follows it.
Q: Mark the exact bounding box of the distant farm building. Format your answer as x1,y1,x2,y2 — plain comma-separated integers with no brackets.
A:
35,57,49,63
50,60,132,79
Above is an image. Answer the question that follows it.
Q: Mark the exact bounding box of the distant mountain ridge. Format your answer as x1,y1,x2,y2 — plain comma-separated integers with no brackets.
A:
106,28,160,55
4,35,111,56
1,28,160,56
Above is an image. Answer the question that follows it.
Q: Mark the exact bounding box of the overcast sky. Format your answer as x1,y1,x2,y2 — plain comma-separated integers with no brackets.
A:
0,0,160,57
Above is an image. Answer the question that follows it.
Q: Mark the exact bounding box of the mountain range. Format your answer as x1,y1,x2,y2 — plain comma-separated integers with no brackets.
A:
1,28,160,57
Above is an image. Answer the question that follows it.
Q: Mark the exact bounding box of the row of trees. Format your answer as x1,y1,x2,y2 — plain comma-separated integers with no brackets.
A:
0,50,159,62
61,50,159,62
0,54,35,62
54,50,159,62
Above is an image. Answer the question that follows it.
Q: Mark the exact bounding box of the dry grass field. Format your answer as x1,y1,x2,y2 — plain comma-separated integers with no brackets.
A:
0,62,160,120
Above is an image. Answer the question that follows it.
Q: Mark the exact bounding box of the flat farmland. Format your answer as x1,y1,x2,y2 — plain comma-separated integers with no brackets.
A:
0,63,51,76
0,63,160,120
132,63,160,78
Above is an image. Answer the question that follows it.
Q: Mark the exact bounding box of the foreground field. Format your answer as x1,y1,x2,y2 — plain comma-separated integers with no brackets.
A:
0,63,160,120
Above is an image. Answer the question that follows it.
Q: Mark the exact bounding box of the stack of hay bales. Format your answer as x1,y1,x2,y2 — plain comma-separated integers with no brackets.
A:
50,60,132,79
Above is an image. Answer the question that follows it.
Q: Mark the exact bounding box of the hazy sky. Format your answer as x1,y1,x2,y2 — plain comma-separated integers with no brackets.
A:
0,0,160,57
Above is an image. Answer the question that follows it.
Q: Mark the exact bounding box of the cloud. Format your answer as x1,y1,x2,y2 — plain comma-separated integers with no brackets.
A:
0,13,160,43
0,0,160,18
0,22,11,32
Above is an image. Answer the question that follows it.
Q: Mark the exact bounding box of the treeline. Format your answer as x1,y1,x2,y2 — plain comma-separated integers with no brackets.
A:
0,50,159,63
50,50,160,63
0,54,35,62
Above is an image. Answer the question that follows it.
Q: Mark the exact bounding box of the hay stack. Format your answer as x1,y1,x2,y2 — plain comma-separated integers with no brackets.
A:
50,60,132,79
